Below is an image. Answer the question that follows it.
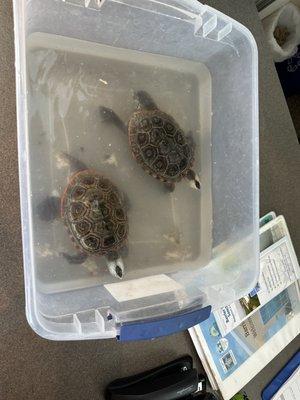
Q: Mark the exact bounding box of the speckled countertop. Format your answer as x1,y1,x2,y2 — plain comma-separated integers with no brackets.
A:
0,1,299,399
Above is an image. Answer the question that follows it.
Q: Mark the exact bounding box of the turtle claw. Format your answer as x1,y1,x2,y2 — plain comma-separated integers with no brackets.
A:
37,196,60,222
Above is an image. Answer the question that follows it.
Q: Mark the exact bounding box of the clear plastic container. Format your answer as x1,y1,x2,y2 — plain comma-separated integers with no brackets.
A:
13,0,259,340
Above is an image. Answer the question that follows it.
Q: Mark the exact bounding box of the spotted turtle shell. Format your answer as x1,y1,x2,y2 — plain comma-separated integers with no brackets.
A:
128,109,194,182
61,170,128,256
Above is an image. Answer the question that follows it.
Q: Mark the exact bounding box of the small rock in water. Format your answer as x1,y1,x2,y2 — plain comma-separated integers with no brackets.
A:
36,244,56,258
99,78,108,85
56,153,69,169
163,228,181,245
84,259,99,276
164,247,192,262
103,153,118,167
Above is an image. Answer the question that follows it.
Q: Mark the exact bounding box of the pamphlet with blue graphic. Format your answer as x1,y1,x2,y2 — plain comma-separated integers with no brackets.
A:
189,215,300,400
199,284,299,380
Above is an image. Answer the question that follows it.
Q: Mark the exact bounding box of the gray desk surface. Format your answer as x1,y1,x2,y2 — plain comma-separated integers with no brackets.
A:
0,1,299,399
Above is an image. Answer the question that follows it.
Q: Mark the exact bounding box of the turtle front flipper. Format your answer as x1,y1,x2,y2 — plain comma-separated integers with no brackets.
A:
186,169,201,191
99,106,127,134
106,251,125,279
61,252,88,265
37,196,60,222
134,90,158,111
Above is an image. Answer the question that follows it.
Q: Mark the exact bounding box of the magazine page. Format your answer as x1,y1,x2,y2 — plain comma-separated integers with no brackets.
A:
213,216,299,336
191,282,300,400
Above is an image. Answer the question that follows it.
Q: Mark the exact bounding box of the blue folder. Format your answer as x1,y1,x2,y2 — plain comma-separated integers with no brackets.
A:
261,350,300,400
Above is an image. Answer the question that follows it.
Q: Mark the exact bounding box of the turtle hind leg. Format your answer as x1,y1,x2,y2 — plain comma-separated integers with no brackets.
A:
37,196,60,222
133,90,157,111
99,106,127,134
186,169,201,191
106,251,125,279
61,252,88,265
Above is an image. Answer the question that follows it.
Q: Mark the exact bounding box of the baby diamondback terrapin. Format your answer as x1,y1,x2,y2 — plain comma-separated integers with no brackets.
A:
37,153,129,279
99,91,201,192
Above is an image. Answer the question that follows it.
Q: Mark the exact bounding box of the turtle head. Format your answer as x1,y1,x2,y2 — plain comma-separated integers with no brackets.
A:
107,256,125,279
186,169,201,191
134,90,157,111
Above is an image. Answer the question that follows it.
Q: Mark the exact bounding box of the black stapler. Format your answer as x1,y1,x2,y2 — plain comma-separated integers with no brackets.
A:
105,356,217,400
